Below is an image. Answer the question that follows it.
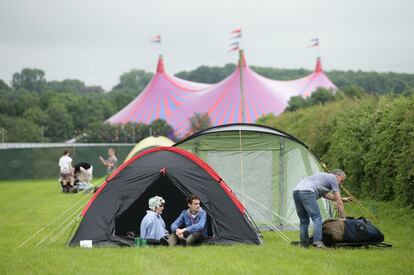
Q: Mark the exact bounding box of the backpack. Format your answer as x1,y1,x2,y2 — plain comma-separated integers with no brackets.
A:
322,217,391,248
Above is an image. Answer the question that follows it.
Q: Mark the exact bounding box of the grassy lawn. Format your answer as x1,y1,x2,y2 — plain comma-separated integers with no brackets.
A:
0,179,413,274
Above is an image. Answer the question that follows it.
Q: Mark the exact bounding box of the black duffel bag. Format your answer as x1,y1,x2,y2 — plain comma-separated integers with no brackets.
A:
322,217,391,248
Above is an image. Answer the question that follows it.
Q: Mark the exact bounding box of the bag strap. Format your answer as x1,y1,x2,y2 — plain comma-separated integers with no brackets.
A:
372,242,392,248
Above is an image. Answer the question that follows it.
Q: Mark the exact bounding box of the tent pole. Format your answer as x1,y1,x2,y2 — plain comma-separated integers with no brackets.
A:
239,49,246,123
239,129,245,203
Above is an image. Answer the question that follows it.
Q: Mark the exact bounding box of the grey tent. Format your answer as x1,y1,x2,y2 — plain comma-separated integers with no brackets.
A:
70,146,262,246
174,123,334,230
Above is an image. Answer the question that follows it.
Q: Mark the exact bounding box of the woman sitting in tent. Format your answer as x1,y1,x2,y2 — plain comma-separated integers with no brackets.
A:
140,196,169,245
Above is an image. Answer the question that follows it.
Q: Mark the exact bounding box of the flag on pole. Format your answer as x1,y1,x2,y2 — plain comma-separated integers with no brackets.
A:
230,28,242,34
228,46,239,52
308,37,319,47
229,28,242,52
150,35,161,43
230,28,242,38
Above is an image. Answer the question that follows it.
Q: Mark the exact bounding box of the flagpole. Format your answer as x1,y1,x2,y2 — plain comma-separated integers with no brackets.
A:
239,49,246,123
159,34,163,56
317,38,321,60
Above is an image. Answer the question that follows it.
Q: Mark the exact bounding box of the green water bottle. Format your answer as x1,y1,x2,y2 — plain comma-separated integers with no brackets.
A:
134,237,140,247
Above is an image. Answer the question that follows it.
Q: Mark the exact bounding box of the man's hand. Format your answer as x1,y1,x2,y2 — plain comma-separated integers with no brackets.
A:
176,228,186,239
342,197,353,203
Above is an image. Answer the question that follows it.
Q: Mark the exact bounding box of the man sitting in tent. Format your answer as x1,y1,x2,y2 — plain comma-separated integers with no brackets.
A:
293,169,353,248
168,194,208,246
140,196,169,245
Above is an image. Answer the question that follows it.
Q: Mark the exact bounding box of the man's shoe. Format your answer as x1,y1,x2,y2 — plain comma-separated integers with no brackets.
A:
314,244,327,249
186,234,196,246
160,236,169,246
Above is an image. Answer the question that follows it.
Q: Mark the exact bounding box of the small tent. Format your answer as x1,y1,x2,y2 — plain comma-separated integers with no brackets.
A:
70,146,261,246
174,123,334,230
123,135,174,163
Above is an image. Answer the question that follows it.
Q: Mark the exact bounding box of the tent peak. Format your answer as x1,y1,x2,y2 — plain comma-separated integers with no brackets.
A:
156,55,165,73
315,57,323,73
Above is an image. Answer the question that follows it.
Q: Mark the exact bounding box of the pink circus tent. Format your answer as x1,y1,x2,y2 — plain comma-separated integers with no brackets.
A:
170,51,337,136
107,50,337,137
265,56,337,98
106,55,211,125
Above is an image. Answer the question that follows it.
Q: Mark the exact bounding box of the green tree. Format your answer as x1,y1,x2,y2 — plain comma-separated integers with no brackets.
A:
150,119,175,139
23,106,49,126
286,96,308,112
188,113,212,135
175,64,235,83
0,79,10,90
308,88,336,106
45,101,74,141
340,85,366,99
113,69,153,90
0,115,43,142
12,68,47,93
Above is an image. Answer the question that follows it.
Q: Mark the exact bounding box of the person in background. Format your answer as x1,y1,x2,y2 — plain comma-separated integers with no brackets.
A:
293,169,353,248
58,150,74,188
140,196,169,245
168,194,207,246
99,148,118,175
73,162,94,192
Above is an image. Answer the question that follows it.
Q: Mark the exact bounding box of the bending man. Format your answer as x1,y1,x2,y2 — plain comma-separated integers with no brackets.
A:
293,169,352,248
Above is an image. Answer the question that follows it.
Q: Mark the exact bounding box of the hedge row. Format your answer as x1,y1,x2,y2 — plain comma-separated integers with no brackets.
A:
258,95,414,206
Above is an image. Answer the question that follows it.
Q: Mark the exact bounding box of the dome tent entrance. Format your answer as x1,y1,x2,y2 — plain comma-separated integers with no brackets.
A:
174,123,334,230
70,147,261,247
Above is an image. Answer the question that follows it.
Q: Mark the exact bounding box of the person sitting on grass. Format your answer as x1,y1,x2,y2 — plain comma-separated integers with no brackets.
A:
73,162,94,193
140,196,169,245
168,194,207,246
58,150,74,189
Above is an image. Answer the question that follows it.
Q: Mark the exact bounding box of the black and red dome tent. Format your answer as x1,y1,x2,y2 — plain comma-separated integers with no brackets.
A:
70,147,261,246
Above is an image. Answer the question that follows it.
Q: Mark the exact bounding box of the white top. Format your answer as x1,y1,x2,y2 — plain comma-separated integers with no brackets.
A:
79,166,93,182
59,155,72,173
140,210,167,240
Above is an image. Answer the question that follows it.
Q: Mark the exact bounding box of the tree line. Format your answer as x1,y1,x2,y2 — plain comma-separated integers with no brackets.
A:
1,64,414,142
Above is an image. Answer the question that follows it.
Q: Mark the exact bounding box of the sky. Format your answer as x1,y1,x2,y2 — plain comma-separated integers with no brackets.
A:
1,0,413,91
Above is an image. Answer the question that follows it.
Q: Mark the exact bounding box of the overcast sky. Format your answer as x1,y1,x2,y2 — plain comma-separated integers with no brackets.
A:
1,0,413,90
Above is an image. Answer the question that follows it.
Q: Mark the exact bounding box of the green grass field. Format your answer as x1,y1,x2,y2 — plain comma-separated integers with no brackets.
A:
0,179,413,274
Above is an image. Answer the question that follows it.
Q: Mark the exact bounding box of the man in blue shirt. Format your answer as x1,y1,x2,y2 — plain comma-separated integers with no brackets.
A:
293,169,352,248
140,196,169,245
168,194,208,246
